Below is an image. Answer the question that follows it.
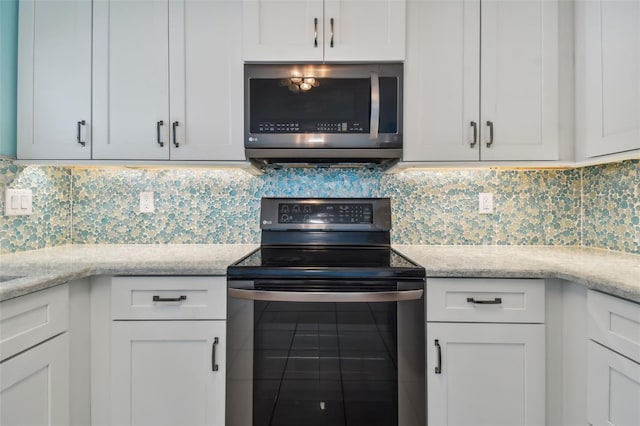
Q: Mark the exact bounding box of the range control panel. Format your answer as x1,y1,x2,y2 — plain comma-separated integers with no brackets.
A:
278,203,373,224
260,198,391,231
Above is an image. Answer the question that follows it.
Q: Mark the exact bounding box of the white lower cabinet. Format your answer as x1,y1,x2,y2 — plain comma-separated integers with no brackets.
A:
111,321,226,426
0,333,70,426
0,284,71,426
587,341,640,426
101,276,227,426
426,278,546,426
426,323,545,426
587,290,640,426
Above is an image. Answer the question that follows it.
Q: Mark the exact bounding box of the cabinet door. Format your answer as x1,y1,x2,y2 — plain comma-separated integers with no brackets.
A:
427,322,545,426
17,0,91,160
323,0,405,61
480,0,559,161
169,0,244,161
0,333,70,426
578,0,640,158
403,0,480,161
243,0,324,61
93,0,170,160
111,321,225,426
587,340,640,426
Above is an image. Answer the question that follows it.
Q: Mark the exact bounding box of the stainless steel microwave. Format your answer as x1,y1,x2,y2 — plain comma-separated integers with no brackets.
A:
244,63,403,170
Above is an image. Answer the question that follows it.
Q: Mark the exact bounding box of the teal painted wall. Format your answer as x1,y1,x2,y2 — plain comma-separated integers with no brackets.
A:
0,0,19,158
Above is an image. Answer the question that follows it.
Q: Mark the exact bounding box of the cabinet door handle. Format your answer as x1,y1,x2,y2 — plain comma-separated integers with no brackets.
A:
434,339,442,374
314,18,318,48
212,337,219,372
152,295,187,302
157,120,164,147
467,297,502,305
486,120,494,147
330,18,334,48
77,120,86,146
172,121,180,148
470,121,477,148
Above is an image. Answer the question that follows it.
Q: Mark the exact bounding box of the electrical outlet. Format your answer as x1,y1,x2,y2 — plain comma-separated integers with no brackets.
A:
140,192,155,213
479,193,494,214
5,189,33,216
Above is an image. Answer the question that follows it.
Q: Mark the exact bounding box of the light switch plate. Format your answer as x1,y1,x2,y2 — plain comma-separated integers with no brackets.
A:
5,189,33,216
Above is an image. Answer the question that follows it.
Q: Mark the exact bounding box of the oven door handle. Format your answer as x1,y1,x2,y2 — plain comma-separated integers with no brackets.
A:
228,288,423,303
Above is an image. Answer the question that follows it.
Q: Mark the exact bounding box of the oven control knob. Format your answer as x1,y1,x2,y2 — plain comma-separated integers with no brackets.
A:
292,205,301,213
303,214,310,222
281,214,289,222
303,205,312,213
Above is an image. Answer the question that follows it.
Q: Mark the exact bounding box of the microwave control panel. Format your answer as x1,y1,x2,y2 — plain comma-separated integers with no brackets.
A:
256,122,365,133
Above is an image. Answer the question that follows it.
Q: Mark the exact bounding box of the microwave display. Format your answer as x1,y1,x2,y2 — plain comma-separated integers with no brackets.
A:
249,77,398,134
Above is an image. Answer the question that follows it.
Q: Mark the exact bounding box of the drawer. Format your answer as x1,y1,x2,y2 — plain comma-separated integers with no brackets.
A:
426,278,545,323
111,276,226,320
0,284,69,362
588,290,640,363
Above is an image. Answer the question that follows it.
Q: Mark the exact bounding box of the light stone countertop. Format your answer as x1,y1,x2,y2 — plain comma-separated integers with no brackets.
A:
1,244,638,303
0,244,258,301
395,245,640,303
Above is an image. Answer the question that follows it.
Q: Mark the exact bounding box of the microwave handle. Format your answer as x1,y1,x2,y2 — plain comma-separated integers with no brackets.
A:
369,72,380,140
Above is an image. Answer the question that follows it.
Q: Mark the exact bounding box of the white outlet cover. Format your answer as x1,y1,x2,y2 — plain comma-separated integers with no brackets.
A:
5,189,33,216
140,192,155,213
479,192,494,214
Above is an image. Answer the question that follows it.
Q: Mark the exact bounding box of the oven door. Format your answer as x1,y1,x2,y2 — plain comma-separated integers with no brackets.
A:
226,279,425,426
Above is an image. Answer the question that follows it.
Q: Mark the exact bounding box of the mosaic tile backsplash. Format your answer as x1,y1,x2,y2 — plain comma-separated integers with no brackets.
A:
582,159,639,254
0,159,71,252
1,158,638,255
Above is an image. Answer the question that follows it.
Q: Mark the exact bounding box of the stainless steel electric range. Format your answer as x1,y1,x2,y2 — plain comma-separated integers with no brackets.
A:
226,198,425,426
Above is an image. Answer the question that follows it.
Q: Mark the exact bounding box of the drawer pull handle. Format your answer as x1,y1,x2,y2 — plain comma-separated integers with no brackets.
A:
212,337,219,372
435,339,442,374
152,295,187,302
467,297,502,305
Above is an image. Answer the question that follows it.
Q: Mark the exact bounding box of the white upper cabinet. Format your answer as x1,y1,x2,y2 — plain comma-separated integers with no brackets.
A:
480,0,558,161
404,0,559,162
93,0,170,160
17,0,92,160
576,0,640,159
93,0,245,161
243,0,405,62
168,0,245,161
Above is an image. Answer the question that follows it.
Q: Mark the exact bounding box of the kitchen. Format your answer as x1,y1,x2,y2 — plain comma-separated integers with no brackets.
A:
1,0,639,426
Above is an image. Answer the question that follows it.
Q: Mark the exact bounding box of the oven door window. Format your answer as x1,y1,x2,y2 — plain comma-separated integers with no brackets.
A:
254,300,398,426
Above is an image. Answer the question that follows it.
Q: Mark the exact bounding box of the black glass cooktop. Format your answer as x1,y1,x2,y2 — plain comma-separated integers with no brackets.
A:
227,247,425,280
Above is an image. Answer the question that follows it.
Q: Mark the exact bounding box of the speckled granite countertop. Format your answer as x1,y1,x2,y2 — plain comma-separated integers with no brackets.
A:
1,244,638,303
0,244,257,301
395,245,640,303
